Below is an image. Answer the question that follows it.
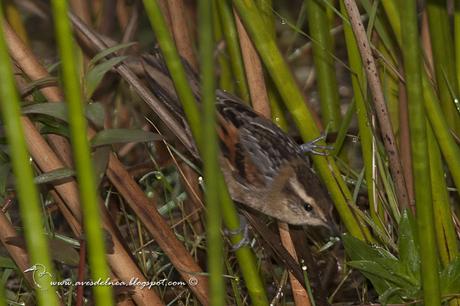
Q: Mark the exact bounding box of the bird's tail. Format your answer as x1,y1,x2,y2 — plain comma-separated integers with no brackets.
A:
138,49,201,156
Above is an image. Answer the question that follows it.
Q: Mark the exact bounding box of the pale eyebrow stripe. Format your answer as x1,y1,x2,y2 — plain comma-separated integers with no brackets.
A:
289,178,328,222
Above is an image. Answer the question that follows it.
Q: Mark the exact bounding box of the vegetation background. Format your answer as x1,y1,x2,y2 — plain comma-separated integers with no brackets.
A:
0,0,459,305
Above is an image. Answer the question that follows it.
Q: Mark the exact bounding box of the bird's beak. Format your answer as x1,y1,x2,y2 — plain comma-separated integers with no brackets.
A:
321,219,340,236
319,219,332,231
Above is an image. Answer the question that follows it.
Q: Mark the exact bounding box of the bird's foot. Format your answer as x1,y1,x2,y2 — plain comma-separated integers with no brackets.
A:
300,134,334,156
224,215,251,251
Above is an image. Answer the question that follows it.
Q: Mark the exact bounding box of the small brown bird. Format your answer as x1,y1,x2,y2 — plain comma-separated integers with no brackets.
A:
140,52,332,228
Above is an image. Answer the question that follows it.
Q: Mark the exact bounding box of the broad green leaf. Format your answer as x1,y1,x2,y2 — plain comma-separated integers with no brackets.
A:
90,129,163,147
373,258,418,287
344,233,421,301
34,168,75,184
440,257,460,296
348,263,393,295
85,56,127,97
398,209,421,284
373,245,399,261
379,287,406,305
347,260,409,288
88,42,136,68
343,234,394,261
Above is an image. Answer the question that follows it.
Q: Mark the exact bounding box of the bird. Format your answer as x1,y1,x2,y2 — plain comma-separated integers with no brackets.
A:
137,51,333,228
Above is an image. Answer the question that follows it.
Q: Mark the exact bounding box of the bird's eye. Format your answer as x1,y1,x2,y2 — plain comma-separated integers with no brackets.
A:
303,203,313,212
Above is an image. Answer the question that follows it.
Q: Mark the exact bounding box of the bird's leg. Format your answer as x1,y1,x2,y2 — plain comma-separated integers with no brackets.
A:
223,214,251,251
300,134,334,156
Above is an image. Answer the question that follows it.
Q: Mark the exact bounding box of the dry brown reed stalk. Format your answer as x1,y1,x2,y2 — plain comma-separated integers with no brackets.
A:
0,210,35,287
234,11,271,118
166,0,198,69
343,0,410,210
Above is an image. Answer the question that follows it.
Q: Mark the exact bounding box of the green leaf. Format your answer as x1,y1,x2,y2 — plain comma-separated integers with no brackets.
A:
22,102,68,122
379,287,405,305
90,129,164,148
86,102,105,128
39,124,70,138
85,56,127,97
374,258,418,287
343,234,392,261
347,260,409,288
19,77,58,98
34,168,75,184
440,257,460,296
359,0,398,63
88,42,136,67
398,209,421,285
343,233,421,300
344,235,395,294
22,102,105,127
92,146,111,187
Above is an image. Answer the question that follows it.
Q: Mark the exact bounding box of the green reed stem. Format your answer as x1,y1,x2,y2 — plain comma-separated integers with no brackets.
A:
213,3,234,92
400,1,441,305
427,125,459,267
426,0,460,135
216,0,250,102
339,0,384,232
306,0,341,131
0,9,59,306
143,1,269,304
51,1,113,305
199,0,225,304
0,280,4,306
142,0,202,144
455,0,460,93
382,0,460,203
255,0,289,129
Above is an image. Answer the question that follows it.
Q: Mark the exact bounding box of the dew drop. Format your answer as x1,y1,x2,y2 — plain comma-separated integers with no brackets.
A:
292,48,301,57
154,171,163,180
454,97,460,108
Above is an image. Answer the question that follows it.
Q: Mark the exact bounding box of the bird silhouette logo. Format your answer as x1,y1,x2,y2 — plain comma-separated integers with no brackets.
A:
24,264,53,289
